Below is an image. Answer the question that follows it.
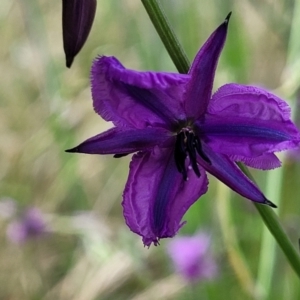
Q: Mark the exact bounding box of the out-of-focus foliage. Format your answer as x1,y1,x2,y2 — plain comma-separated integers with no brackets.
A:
0,0,300,299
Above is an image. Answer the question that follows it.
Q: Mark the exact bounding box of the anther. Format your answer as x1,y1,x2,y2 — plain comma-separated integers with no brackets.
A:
174,128,209,180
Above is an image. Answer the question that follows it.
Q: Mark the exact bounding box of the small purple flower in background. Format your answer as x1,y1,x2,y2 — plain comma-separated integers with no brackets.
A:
62,0,97,68
6,207,48,245
66,13,300,246
167,233,217,282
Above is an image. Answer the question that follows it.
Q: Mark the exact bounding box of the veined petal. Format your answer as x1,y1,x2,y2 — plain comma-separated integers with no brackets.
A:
91,56,189,130
200,84,300,158
198,143,275,206
66,127,172,155
123,147,208,246
62,0,97,68
230,153,281,170
183,13,231,120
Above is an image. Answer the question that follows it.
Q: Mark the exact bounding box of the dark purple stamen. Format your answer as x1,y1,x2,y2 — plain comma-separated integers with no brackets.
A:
174,129,210,180
194,136,211,164
174,131,188,180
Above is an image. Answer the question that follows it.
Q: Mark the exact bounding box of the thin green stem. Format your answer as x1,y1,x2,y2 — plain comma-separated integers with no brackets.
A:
142,0,300,279
238,163,300,278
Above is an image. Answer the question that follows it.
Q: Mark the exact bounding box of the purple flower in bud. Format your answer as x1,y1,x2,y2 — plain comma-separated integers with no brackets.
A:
62,0,97,68
6,207,47,244
66,13,300,246
167,233,217,282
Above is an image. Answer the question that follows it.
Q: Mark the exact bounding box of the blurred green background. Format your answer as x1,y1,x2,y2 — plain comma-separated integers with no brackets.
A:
1,0,300,299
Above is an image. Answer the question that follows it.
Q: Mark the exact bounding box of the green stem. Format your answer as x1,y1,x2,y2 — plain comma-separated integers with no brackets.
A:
254,203,300,277
239,163,300,278
142,0,300,279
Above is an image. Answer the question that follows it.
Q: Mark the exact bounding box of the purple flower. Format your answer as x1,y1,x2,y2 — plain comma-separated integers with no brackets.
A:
6,207,47,244
167,233,217,282
66,13,300,246
62,0,97,68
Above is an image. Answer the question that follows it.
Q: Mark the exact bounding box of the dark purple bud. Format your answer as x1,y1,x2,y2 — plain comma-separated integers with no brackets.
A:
62,0,97,68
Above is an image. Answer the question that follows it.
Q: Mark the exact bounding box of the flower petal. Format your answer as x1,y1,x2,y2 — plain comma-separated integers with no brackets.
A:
184,13,231,120
66,127,172,155
91,56,189,129
62,0,97,68
200,84,300,158
123,147,208,246
230,153,281,170
198,143,275,206
167,234,217,282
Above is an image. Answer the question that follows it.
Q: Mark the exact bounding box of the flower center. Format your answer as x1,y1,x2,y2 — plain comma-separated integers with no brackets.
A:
174,128,210,180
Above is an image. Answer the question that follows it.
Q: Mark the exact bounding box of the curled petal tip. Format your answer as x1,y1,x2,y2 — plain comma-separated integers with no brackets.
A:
225,12,232,24
65,147,78,153
264,199,277,208
113,153,129,158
